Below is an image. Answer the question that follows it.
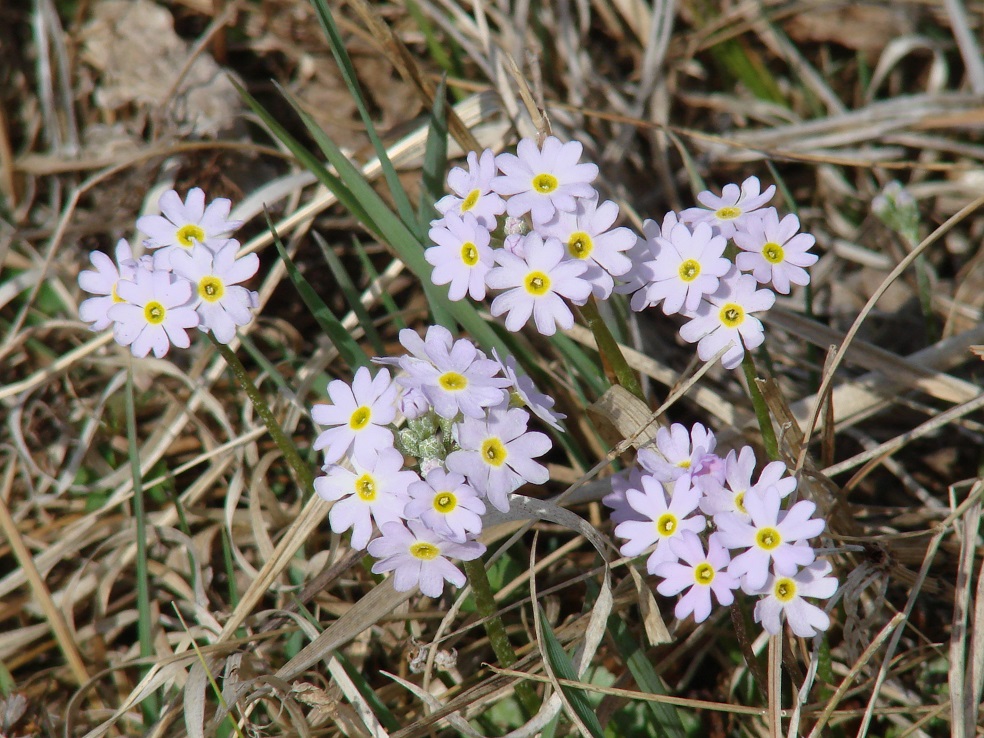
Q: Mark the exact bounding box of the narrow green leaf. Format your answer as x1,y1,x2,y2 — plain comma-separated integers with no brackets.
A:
309,0,417,232
538,605,606,738
607,615,687,738
351,238,407,332
266,214,369,371
312,231,385,355
276,84,508,354
333,650,402,732
125,366,160,724
418,76,448,232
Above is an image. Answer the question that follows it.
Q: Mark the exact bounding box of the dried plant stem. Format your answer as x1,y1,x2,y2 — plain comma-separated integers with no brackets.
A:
741,351,779,461
577,297,645,403
462,558,540,717
125,364,160,723
211,335,315,494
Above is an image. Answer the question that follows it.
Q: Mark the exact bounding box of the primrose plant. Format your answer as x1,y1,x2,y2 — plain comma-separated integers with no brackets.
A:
421,134,836,637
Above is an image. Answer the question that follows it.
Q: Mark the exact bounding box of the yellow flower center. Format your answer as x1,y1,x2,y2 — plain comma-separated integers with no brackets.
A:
461,189,480,212
567,231,593,259
176,224,206,248
434,492,457,513
439,371,468,391
532,173,559,194
460,242,479,266
763,242,784,264
524,271,552,296
410,542,440,560
677,459,691,470
678,259,701,282
694,563,715,585
715,206,741,220
349,406,372,430
774,578,797,602
198,275,225,303
734,492,746,514
656,513,678,537
481,438,507,467
143,301,166,325
719,303,745,328
756,527,781,550
111,283,125,303
355,473,377,501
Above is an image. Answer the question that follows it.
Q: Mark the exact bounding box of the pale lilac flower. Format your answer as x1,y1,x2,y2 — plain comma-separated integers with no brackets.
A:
136,188,242,269
368,520,486,598
638,423,718,485
107,266,199,358
404,468,486,542
492,136,599,223
502,233,526,257
613,475,706,573
654,532,739,623
78,239,138,331
603,468,648,525
446,404,551,512
680,176,776,238
314,447,416,550
618,213,684,305
435,149,506,230
425,212,494,301
699,447,796,522
393,326,510,419
678,269,776,370
716,487,825,591
753,560,838,637
312,366,400,465
169,240,259,343
734,210,818,294
492,348,566,431
635,222,730,315
486,233,592,335
534,197,635,300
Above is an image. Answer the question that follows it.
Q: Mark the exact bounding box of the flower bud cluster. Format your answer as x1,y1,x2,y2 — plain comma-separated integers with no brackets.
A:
310,325,564,598
606,423,837,637
77,188,259,356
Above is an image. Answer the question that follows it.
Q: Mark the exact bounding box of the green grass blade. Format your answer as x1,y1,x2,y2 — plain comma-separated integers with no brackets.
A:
266,214,370,371
125,365,160,724
232,79,380,236
276,84,507,353
418,76,448,232
312,231,386,355
538,605,605,738
351,238,407,332
309,0,417,232
607,615,687,738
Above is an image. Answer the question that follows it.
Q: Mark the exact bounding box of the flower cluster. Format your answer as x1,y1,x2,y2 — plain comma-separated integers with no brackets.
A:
426,139,636,335
620,177,818,369
77,188,259,356
311,325,566,598
427,140,818,371
605,423,837,637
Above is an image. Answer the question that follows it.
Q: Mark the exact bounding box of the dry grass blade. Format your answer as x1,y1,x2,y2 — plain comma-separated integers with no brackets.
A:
948,500,980,738
0,457,89,687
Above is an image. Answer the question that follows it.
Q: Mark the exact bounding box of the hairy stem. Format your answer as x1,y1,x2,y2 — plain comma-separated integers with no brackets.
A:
741,350,780,461
577,297,645,402
211,335,315,494
462,558,540,717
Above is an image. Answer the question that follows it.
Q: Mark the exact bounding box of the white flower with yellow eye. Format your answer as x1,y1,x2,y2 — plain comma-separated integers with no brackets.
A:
137,187,242,269
169,241,258,344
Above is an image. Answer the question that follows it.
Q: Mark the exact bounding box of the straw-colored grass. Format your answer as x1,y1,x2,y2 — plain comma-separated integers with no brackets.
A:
1,0,983,735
